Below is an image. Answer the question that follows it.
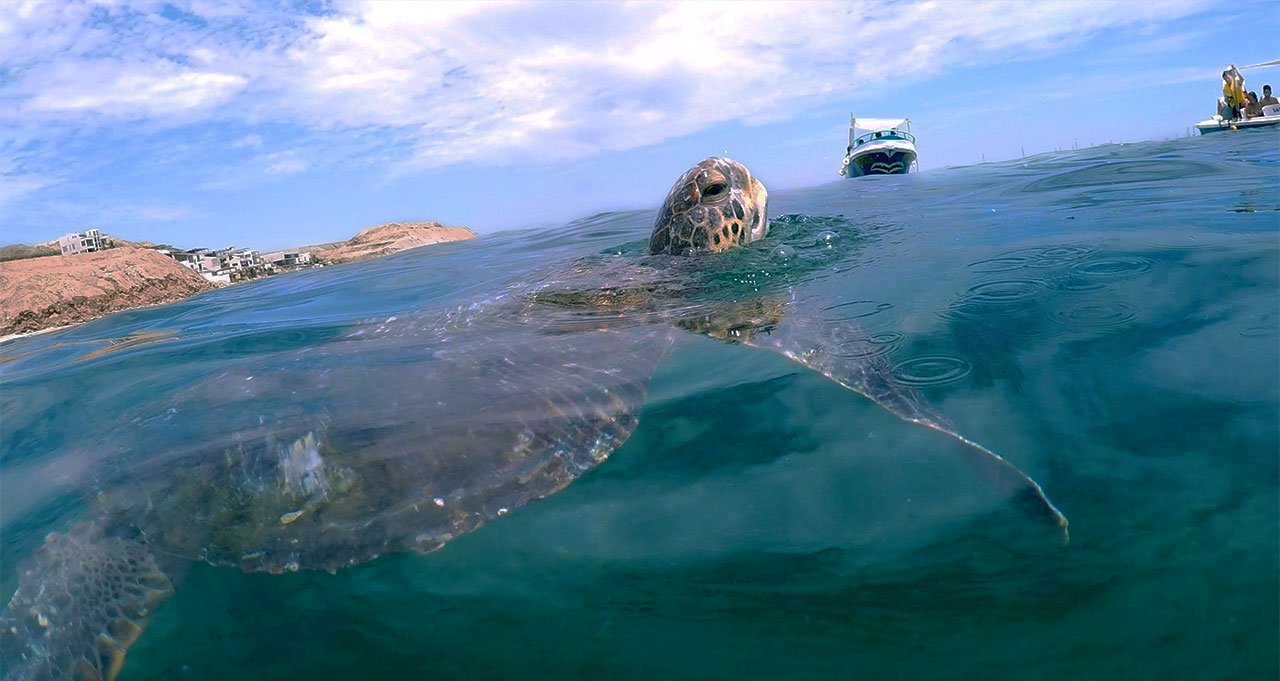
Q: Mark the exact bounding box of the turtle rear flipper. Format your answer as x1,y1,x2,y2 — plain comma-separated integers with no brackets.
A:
2,524,173,681
742,314,1070,542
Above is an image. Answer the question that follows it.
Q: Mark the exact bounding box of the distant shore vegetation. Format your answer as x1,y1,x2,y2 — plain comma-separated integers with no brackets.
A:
0,244,60,262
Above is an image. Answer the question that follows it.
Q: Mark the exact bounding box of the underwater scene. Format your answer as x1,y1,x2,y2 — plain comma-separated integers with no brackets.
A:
2,130,1277,680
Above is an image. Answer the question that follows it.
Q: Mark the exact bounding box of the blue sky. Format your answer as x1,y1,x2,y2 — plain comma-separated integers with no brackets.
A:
2,0,1276,250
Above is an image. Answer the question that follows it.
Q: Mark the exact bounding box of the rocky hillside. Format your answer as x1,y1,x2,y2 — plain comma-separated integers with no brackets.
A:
0,221,474,338
0,243,59,262
0,247,214,337
311,221,476,264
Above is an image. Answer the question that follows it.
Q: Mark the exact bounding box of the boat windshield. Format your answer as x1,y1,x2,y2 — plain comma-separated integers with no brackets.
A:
852,129,916,147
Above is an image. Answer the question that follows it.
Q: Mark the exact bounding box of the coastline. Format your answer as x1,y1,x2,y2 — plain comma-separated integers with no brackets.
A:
0,324,63,345
0,222,477,342
0,247,213,338
0,294,206,345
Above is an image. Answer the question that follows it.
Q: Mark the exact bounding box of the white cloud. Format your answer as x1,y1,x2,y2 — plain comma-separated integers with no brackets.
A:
2,0,1219,175
0,150,62,213
929,65,1216,126
231,134,264,149
39,198,191,226
265,0,1218,171
25,63,247,116
261,150,308,175
0,172,60,212
134,204,189,221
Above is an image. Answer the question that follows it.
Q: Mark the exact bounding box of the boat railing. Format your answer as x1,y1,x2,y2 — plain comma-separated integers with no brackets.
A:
851,129,916,147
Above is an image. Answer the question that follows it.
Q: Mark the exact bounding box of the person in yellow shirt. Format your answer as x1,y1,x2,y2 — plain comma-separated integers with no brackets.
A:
1222,68,1246,120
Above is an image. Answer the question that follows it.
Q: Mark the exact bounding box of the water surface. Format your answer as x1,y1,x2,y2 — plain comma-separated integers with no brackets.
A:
2,131,1277,680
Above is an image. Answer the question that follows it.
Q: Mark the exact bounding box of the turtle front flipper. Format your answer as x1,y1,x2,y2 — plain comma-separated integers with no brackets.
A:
2,524,174,681
743,317,1070,543
673,298,785,342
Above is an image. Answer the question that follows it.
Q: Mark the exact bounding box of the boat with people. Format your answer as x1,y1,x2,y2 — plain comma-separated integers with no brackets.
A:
1195,61,1280,134
839,116,918,177
1196,110,1280,133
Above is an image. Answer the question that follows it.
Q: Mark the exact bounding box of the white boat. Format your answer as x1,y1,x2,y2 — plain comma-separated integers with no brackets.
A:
1196,104,1280,134
839,117,917,177
1197,60,1280,134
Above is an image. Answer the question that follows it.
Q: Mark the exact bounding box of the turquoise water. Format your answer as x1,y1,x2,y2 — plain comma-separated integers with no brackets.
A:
2,131,1277,680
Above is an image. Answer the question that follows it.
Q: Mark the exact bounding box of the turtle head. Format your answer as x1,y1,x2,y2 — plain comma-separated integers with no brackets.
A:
648,157,768,256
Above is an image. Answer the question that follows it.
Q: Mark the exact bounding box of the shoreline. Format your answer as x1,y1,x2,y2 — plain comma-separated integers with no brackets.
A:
0,293,205,345
0,324,63,345
0,247,213,339
1,224,477,342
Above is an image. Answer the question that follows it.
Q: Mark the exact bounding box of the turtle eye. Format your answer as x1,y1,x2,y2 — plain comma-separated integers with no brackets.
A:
703,183,727,198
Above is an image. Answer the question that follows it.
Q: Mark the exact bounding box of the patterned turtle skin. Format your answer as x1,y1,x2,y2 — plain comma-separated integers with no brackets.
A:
649,156,768,254
0,157,1066,681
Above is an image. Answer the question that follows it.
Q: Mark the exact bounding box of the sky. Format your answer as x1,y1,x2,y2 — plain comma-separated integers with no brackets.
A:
1,0,1276,250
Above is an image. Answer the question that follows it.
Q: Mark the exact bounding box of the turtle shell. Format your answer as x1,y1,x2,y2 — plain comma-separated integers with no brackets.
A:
90,258,705,573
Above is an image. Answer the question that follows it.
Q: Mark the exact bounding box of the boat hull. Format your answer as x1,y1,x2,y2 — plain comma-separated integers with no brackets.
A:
843,144,918,177
1196,115,1280,134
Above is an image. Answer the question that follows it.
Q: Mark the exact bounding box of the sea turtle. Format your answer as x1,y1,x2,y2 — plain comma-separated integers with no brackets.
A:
1,157,1067,681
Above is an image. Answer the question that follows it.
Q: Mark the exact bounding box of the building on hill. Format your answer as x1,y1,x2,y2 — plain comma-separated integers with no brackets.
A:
262,250,313,268
57,228,104,256
166,250,200,269
223,247,262,270
199,255,223,273
161,245,264,284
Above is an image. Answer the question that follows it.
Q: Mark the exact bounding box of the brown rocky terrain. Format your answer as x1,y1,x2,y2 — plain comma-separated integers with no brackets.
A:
310,221,476,264
0,234,154,263
0,221,475,339
0,247,213,337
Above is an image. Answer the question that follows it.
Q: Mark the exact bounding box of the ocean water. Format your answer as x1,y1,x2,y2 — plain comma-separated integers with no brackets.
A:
2,131,1277,680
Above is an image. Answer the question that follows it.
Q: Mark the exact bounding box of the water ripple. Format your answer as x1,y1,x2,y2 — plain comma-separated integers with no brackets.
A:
891,355,973,387
830,331,904,359
965,279,1051,304
969,244,1098,273
821,300,893,320
1069,256,1154,281
1052,277,1108,293
1239,326,1279,338
1056,302,1137,331
939,277,1053,323
967,256,1030,274
1022,159,1219,192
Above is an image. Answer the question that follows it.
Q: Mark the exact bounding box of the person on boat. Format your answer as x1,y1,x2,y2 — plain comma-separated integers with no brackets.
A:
1243,91,1262,119
1221,66,1247,120
1227,64,1245,92
1260,84,1278,109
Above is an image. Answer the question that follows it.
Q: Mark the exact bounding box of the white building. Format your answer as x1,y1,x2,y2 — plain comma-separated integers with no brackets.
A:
223,247,262,270
57,228,105,255
262,250,313,268
199,255,223,272
161,245,267,284
168,251,203,271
